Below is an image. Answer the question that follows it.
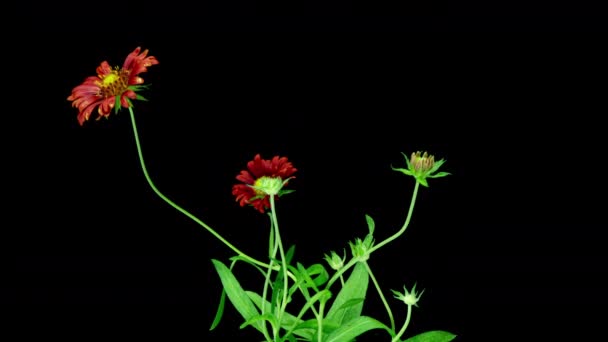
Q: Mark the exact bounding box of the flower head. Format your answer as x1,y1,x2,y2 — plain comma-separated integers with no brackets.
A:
324,249,346,271
392,283,425,307
68,47,159,126
232,154,297,213
349,235,375,262
391,151,450,187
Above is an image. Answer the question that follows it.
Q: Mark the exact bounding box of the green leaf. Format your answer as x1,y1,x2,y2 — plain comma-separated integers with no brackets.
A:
428,171,451,178
401,151,412,169
246,291,300,326
297,262,320,292
269,246,295,312
240,313,279,332
417,177,429,187
246,290,332,340
326,316,392,342
113,95,121,114
278,189,296,197
135,94,149,101
295,318,341,335
391,166,413,176
286,265,308,298
211,259,262,332
325,262,369,325
285,245,296,265
270,268,285,314
209,288,227,331
333,297,365,312
403,330,457,342
365,214,375,235
284,334,297,342
428,158,447,174
229,255,267,277
267,247,295,313
306,263,330,288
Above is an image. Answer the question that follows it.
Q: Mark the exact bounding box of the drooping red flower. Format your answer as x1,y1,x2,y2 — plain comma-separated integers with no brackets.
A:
67,47,159,126
232,154,297,213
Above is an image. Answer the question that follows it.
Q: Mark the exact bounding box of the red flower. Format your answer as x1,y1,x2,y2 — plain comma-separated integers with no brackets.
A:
232,154,297,213
67,47,159,126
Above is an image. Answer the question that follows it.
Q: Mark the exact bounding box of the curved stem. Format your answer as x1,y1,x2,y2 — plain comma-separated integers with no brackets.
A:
128,108,268,269
392,304,413,342
369,181,420,254
325,181,420,295
364,261,395,332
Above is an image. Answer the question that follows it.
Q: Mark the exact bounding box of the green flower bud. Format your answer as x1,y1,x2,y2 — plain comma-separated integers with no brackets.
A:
391,282,425,307
349,236,374,262
391,151,450,187
324,250,346,271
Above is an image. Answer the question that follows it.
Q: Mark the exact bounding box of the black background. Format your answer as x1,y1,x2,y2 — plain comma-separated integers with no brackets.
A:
7,2,608,341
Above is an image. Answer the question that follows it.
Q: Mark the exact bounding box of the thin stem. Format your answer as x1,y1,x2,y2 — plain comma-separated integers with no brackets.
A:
364,261,395,332
269,195,289,331
127,108,268,269
369,181,420,253
262,218,279,316
282,289,326,338
392,304,413,342
230,259,273,342
260,231,278,341
326,258,358,290
325,181,420,292
317,300,327,342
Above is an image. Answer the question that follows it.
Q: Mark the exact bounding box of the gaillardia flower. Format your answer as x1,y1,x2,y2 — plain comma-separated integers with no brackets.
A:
67,47,159,126
392,151,450,187
232,154,297,213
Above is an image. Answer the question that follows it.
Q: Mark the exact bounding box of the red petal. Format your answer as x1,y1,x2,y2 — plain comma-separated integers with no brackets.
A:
236,170,254,184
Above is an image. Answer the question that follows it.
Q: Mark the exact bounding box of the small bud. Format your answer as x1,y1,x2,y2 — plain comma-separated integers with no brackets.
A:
324,250,346,271
349,236,374,262
391,151,450,187
391,283,425,307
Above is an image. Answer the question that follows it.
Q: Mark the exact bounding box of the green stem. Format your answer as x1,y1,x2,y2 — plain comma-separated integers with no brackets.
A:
326,181,420,292
364,261,395,332
128,108,268,269
369,181,420,254
269,195,289,330
392,304,413,342
317,300,326,342
326,258,358,290
260,236,277,341
282,289,327,338
231,259,273,342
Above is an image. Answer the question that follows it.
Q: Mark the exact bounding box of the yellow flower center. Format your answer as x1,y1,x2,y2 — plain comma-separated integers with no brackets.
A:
97,68,130,98
253,176,283,196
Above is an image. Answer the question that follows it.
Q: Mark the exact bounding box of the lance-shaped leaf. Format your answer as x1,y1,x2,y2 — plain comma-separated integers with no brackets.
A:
211,259,263,332
325,262,369,325
326,316,392,342
403,330,457,342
